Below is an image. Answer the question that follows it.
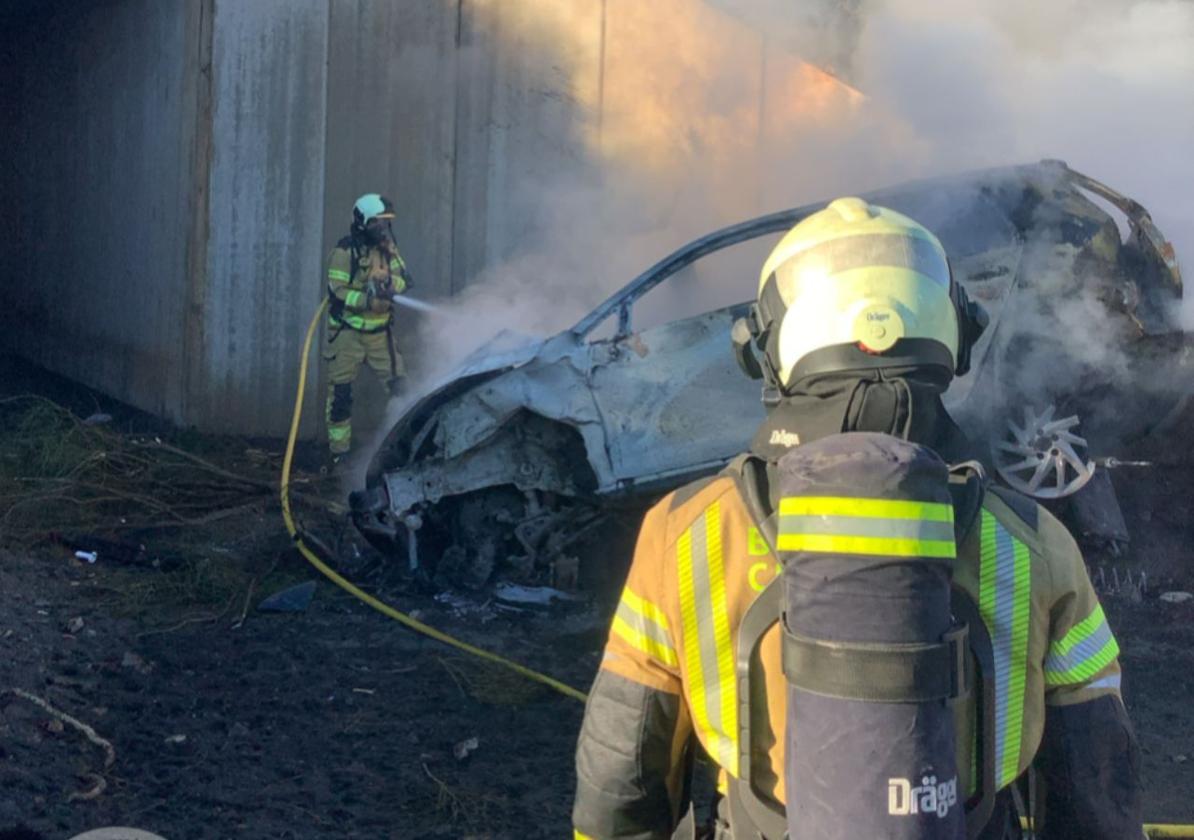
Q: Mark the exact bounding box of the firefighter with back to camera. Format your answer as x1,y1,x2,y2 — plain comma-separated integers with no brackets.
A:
571,197,1143,840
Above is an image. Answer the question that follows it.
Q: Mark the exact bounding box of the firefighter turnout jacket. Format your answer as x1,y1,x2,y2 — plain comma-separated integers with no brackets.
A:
322,235,410,455
573,462,1140,839
326,235,409,333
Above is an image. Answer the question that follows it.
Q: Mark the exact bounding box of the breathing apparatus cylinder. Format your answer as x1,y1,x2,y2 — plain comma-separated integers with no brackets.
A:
777,432,967,840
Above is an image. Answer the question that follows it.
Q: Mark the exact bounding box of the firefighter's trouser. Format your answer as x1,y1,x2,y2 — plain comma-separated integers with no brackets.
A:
322,324,405,454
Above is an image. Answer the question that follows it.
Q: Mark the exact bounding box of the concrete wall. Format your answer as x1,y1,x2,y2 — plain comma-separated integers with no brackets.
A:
0,0,203,420
323,1,459,300
196,0,329,433
0,0,846,436
447,0,603,290
322,0,603,298
0,0,331,435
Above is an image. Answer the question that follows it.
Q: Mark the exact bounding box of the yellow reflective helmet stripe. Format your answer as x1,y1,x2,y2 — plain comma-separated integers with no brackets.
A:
978,510,1032,788
758,198,959,385
677,501,739,775
759,199,947,292
1044,604,1119,686
612,587,678,668
774,232,949,290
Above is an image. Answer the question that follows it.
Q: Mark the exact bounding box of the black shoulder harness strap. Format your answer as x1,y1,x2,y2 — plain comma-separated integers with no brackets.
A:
986,484,1039,530
335,233,365,283
726,454,788,840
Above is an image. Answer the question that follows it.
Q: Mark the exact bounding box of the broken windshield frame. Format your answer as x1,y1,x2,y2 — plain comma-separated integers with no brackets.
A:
568,206,816,342
568,160,1184,344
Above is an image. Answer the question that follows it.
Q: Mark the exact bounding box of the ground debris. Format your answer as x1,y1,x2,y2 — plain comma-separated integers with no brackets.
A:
453,736,480,761
3,688,115,803
257,580,317,613
120,652,153,674
0,395,334,547
66,772,106,803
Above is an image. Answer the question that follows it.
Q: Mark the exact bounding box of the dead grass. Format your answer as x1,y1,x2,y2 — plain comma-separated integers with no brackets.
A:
0,396,280,541
421,760,507,827
436,655,547,706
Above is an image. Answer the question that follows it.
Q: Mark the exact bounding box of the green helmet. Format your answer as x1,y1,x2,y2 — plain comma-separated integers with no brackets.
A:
733,197,985,396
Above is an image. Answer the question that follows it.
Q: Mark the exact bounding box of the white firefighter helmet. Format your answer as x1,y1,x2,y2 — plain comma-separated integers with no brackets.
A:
352,193,396,228
734,197,983,393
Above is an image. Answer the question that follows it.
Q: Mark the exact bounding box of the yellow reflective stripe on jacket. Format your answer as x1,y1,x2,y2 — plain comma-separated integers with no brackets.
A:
330,311,388,330
777,496,956,558
340,289,366,308
777,533,957,558
978,509,1032,788
677,501,738,774
574,831,594,840
388,257,408,294
1044,604,1119,686
612,587,678,668
326,243,396,330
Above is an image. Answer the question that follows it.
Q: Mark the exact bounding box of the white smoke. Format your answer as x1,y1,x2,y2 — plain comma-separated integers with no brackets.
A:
361,0,1193,472
853,0,1194,264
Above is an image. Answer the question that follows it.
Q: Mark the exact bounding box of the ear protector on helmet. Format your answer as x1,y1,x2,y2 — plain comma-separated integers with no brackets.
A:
731,315,764,381
949,278,987,377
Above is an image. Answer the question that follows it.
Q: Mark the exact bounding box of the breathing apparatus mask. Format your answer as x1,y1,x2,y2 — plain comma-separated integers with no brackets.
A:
351,193,398,248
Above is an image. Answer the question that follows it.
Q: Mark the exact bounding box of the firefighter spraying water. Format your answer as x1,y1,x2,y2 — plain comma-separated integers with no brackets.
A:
321,193,445,465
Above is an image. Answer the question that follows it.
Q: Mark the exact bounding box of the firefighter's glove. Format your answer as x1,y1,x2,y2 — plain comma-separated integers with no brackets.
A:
398,267,414,291
365,282,392,313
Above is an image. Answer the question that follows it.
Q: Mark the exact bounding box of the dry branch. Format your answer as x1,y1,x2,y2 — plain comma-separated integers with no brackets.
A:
0,395,335,544
5,688,116,802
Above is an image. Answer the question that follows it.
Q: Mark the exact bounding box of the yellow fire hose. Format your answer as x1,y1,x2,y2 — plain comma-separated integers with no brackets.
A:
279,299,587,703
281,303,1194,836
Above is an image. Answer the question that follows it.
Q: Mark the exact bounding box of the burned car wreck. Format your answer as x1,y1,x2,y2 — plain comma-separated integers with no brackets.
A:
351,160,1186,591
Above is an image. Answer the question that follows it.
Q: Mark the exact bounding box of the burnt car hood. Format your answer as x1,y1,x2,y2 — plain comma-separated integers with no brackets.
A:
451,330,547,380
